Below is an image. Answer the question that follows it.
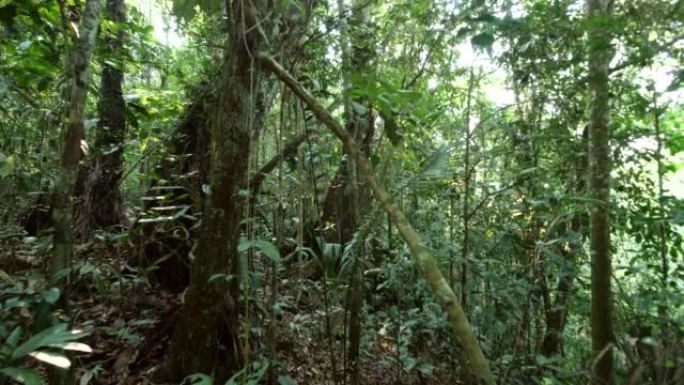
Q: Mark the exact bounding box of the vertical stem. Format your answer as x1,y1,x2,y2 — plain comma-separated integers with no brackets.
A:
461,67,475,309
652,88,668,294
652,87,669,323
387,211,392,248
50,1,102,383
267,87,287,384
449,192,455,287
52,0,102,303
587,0,614,384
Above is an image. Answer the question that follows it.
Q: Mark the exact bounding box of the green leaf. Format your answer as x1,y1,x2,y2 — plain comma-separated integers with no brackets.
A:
277,374,296,385
6,326,23,347
12,324,87,360
41,288,60,305
471,32,495,49
379,108,402,145
0,367,43,385
208,273,234,284
240,239,281,263
254,240,281,262
0,154,15,178
417,145,450,180
185,373,213,385
18,40,32,51
171,0,222,24
351,101,367,115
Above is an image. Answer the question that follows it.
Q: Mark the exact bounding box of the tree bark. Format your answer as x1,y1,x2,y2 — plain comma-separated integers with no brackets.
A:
51,0,102,300
259,53,496,385
319,0,375,243
461,67,476,310
334,2,375,383
49,0,102,383
130,84,214,292
587,0,614,384
155,1,263,381
75,0,127,237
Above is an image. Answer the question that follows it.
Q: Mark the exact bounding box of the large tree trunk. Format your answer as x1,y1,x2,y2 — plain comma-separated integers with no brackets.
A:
587,0,614,384
259,53,497,385
319,118,373,243
130,84,214,292
75,0,127,237
154,1,263,381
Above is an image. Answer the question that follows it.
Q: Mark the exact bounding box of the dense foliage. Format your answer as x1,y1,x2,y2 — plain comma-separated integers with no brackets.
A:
0,0,682,384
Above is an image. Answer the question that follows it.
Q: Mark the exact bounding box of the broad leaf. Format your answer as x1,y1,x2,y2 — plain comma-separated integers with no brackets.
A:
471,32,495,49
0,367,43,385
12,324,88,360
185,373,213,385
27,351,71,368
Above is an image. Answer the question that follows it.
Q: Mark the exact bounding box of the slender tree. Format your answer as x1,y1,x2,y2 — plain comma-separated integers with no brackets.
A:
319,0,375,244
51,0,102,299
333,1,376,383
49,0,102,383
586,0,614,384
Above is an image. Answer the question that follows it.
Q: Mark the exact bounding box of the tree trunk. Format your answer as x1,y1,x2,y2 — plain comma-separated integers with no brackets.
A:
334,2,375,383
155,1,263,381
51,0,102,307
259,53,497,385
461,67,476,310
587,0,614,384
75,0,127,237
130,84,214,292
50,0,102,383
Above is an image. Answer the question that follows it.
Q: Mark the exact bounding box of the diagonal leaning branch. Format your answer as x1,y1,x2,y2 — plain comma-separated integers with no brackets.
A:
257,52,496,385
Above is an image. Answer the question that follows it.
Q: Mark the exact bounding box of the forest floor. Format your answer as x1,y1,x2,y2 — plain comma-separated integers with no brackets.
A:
1,237,450,385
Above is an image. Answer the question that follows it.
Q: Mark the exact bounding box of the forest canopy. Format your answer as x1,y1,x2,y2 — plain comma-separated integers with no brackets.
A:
0,0,683,384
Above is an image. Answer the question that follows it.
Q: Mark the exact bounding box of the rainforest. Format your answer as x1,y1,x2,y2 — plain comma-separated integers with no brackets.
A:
0,0,683,384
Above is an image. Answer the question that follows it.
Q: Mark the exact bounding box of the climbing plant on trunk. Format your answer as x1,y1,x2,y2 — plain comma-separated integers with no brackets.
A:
154,1,265,381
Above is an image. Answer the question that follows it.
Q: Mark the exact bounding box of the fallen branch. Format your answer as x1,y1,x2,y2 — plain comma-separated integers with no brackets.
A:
258,52,496,385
